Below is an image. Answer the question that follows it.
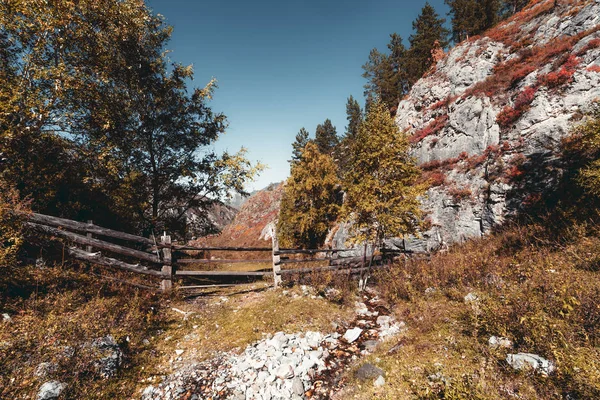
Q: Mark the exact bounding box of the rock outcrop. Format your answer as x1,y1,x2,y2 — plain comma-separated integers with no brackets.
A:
339,0,600,251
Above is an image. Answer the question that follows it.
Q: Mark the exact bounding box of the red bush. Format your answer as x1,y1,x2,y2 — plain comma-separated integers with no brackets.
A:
537,56,580,89
576,38,600,56
428,171,446,187
447,186,472,202
410,115,449,144
587,65,600,73
496,86,537,128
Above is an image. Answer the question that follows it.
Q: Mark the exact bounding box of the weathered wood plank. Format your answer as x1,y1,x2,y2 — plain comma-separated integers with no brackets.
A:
67,247,163,276
278,258,330,264
175,270,271,277
178,284,248,289
29,222,162,264
274,249,349,255
176,258,272,264
280,263,386,275
28,213,156,246
174,246,273,252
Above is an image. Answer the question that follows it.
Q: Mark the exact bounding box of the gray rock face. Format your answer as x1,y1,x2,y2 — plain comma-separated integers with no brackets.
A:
36,381,66,400
387,2,600,251
506,353,555,376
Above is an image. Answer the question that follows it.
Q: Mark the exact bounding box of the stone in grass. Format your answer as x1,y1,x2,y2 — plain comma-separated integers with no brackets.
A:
37,381,66,400
343,327,363,343
506,353,555,376
488,336,512,349
464,292,479,303
355,363,385,381
374,375,386,388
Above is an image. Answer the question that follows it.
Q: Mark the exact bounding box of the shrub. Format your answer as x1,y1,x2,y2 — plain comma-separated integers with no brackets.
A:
587,65,600,73
496,86,538,128
576,38,600,56
447,186,472,202
410,115,449,144
538,55,580,88
428,171,446,187
0,185,30,266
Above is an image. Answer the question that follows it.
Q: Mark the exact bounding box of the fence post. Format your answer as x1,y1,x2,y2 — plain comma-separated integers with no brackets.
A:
160,232,174,292
86,220,93,253
271,226,282,288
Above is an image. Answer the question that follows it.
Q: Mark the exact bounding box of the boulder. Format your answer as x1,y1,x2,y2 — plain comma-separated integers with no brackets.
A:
36,381,66,400
355,363,385,381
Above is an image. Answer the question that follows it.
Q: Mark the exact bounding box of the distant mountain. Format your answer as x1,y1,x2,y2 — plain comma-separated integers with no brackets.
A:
193,182,284,254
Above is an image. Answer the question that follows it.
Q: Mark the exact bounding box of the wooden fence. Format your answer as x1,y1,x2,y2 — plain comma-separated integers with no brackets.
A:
26,212,410,292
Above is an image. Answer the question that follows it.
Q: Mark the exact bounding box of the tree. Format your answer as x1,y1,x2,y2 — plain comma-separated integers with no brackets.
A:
290,127,310,165
406,2,450,84
445,0,501,42
0,0,262,236
342,99,425,280
501,0,529,17
277,142,342,249
573,104,600,196
336,96,363,178
314,119,339,155
345,96,363,141
362,33,411,111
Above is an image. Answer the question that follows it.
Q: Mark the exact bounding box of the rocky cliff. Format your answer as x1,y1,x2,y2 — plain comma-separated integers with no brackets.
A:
387,0,600,251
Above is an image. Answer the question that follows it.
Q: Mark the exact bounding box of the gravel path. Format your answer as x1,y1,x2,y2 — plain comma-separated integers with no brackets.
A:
141,289,405,400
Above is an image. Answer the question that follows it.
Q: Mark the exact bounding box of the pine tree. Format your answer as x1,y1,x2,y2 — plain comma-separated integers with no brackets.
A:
362,33,410,111
336,96,364,178
406,2,450,84
342,99,425,249
277,142,342,248
345,96,363,140
446,0,501,43
314,119,339,155
290,127,310,165
501,0,529,17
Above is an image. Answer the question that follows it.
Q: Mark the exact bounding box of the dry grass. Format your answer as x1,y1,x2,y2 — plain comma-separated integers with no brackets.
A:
0,263,167,399
342,219,600,399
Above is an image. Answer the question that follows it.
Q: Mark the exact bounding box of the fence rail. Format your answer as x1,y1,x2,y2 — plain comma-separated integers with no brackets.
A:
27,212,416,292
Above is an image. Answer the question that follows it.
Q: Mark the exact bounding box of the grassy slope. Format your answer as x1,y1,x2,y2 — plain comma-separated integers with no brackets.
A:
342,220,600,399
0,263,353,399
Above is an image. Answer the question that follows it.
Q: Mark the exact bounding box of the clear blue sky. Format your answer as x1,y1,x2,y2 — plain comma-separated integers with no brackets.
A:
146,0,449,190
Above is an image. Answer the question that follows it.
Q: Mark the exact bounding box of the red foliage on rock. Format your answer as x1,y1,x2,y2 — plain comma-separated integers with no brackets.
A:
496,86,537,128
410,115,449,144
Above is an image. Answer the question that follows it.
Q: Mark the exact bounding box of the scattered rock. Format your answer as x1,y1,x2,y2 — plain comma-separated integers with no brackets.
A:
355,363,385,381
506,353,555,376
2,313,11,322
87,335,123,378
36,381,66,400
464,292,479,303
292,377,305,396
488,336,512,349
374,375,386,388
34,362,57,379
343,327,363,343
175,349,184,356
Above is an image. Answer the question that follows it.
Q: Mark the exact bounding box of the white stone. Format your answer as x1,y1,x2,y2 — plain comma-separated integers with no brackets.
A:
506,353,555,376
343,327,363,343
37,381,66,400
374,375,386,388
